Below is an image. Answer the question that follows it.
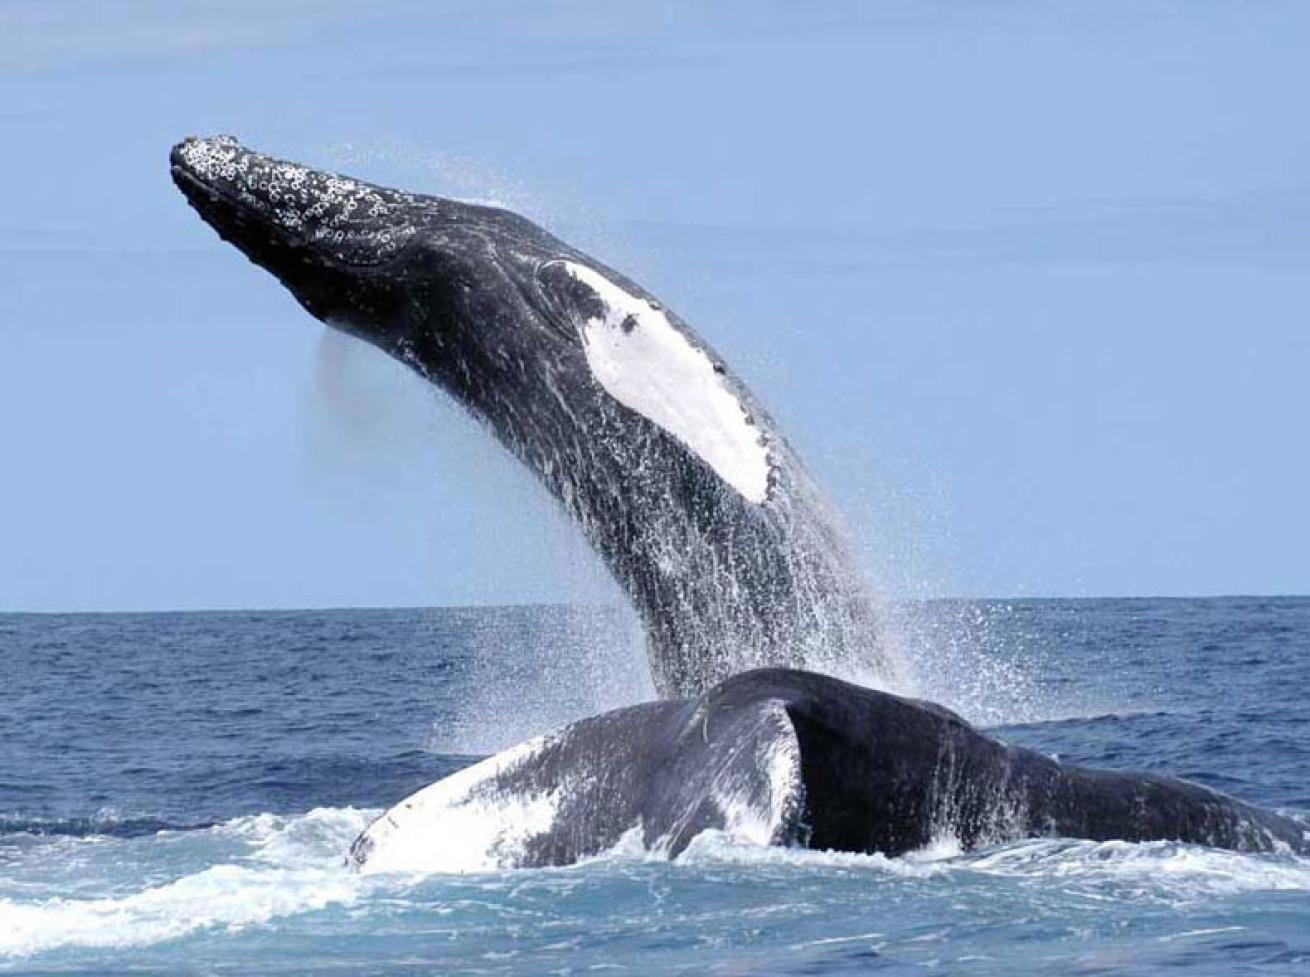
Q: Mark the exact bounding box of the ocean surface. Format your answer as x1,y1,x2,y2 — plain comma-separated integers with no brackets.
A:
2,597,1308,975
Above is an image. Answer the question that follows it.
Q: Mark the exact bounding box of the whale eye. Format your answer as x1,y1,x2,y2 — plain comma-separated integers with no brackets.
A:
537,260,770,504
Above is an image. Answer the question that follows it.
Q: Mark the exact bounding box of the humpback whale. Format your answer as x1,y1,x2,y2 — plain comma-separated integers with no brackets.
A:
172,137,1306,867
350,669,1308,871
170,135,888,698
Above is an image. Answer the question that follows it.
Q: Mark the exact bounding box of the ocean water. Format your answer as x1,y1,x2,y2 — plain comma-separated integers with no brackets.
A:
2,597,1308,975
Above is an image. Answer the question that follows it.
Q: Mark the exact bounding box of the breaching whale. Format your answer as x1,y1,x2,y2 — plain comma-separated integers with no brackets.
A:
172,137,1307,867
170,135,888,698
350,668,1308,871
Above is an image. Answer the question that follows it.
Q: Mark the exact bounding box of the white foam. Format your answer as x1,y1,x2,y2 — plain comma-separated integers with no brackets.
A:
673,831,954,878
7,805,1306,959
960,837,1310,900
560,261,771,504
353,735,563,874
0,807,372,958
663,827,1310,899
0,865,358,958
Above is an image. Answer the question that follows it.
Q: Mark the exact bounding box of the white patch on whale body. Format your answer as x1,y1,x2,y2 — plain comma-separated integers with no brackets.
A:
560,261,771,504
352,735,561,874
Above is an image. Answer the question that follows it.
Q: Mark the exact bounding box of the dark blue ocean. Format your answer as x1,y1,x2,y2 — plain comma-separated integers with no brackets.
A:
3,598,1309,975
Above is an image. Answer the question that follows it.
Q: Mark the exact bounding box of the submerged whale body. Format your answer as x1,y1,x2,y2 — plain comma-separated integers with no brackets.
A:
350,668,1308,871
170,135,889,698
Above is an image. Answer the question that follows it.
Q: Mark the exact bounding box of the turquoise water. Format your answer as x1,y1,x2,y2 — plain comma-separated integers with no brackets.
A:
2,598,1309,974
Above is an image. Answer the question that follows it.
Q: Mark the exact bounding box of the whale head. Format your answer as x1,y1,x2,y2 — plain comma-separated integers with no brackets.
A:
169,135,567,354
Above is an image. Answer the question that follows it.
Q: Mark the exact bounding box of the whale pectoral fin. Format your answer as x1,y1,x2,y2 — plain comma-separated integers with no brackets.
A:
536,259,772,504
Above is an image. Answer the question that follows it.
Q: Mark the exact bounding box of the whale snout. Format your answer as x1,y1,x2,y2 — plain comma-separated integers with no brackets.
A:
169,135,262,213
169,134,420,267
169,133,239,171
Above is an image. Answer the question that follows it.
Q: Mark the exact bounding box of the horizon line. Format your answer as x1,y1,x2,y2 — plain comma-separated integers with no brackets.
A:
2,592,1307,617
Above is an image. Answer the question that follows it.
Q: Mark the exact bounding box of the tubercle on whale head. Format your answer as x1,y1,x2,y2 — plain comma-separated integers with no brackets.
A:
168,134,559,354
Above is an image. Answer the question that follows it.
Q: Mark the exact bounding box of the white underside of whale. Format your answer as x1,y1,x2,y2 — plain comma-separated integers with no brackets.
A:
561,261,770,504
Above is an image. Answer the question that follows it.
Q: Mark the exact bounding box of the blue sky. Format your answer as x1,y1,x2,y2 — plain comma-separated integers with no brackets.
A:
2,1,1307,611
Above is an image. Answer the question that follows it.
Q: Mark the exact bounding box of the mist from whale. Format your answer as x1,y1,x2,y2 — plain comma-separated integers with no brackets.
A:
170,137,1308,869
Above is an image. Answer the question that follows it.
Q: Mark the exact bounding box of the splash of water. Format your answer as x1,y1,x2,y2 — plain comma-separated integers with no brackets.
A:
424,605,654,755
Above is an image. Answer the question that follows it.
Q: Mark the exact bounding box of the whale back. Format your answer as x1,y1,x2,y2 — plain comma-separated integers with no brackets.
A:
350,669,1309,871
